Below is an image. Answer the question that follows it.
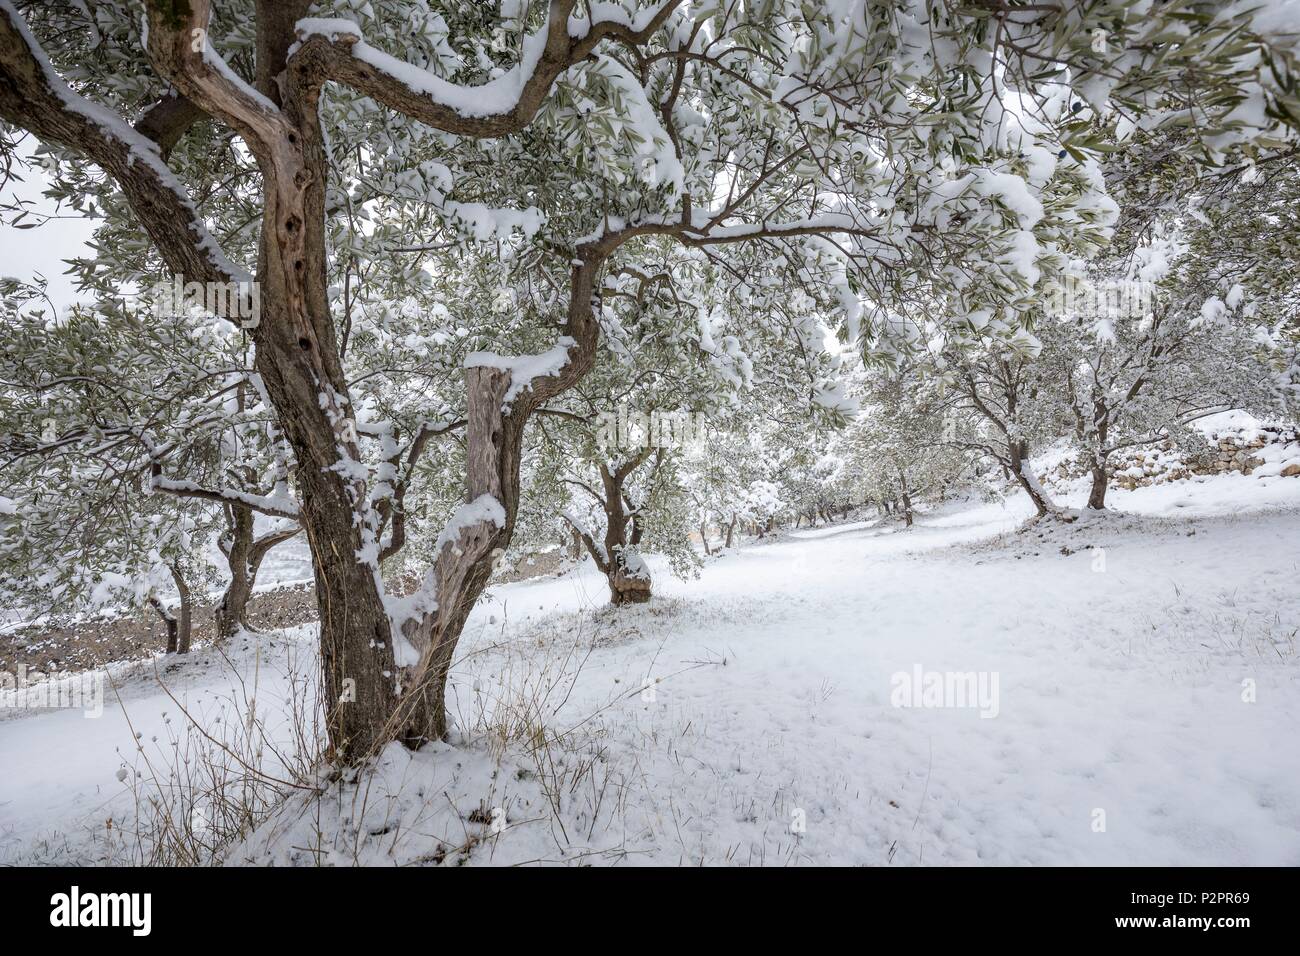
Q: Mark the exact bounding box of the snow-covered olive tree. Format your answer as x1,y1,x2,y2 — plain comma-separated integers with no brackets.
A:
3,0,1297,762
1036,232,1281,511
0,292,296,647
845,360,970,526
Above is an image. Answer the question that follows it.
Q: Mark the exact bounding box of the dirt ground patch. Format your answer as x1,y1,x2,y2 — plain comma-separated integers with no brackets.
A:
2,550,577,678
1,583,318,677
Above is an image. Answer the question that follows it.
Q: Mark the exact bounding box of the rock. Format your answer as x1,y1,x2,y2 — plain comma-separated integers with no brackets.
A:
1282,463,1300,478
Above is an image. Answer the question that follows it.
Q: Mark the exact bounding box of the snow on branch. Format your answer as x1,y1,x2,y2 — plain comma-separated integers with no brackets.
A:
579,209,906,263
0,1,249,291
289,1,683,139
561,509,609,572
434,493,507,554
466,337,577,408
150,470,300,521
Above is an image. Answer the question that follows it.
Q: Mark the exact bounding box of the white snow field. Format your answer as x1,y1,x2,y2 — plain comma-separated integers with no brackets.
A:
3,472,1299,866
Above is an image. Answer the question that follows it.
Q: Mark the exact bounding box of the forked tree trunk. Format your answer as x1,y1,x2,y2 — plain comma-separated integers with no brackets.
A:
215,503,254,641
0,1,619,765
390,260,607,748
1083,430,1110,511
563,453,655,606
604,461,653,605
1081,394,1120,512
238,53,404,762
215,503,300,641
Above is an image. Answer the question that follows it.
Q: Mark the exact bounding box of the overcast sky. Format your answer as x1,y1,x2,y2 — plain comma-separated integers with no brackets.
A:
1,149,97,314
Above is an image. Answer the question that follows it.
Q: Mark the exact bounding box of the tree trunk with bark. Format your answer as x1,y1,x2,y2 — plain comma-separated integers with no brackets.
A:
1084,418,1111,511
0,0,686,762
1008,439,1054,518
391,258,607,748
564,449,657,606
215,503,254,641
215,504,301,641
1086,458,1109,511
149,593,179,654
168,563,193,654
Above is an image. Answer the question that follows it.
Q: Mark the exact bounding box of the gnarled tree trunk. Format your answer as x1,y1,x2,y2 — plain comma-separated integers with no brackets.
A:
0,0,669,765
215,503,301,641
388,258,607,748
215,502,255,642
1086,459,1109,511
1009,439,1056,518
564,450,656,606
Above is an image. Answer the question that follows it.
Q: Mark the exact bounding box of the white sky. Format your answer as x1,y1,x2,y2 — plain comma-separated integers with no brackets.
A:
1,148,97,313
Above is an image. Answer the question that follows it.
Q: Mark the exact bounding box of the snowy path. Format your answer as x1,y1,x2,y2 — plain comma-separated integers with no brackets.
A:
4,474,1300,865
446,478,1300,865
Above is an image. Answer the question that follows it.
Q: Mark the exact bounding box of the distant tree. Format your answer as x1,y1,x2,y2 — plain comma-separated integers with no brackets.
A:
0,296,296,648
1036,231,1281,510
846,361,969,527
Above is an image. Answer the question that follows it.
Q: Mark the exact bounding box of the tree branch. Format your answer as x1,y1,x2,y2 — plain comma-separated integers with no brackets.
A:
150,466,300,520
287,0,684,139
0,1,249,295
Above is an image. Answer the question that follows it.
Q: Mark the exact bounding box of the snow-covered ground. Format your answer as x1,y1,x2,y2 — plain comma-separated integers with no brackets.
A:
4,472,1299,865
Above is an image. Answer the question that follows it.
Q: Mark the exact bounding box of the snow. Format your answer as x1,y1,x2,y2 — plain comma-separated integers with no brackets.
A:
434,494,506,553
0,630,317,863
465,337,576,406
973,169,1044,229
295,2,667,123
5,473,1299,865
568,2,672,40
590,54,684,196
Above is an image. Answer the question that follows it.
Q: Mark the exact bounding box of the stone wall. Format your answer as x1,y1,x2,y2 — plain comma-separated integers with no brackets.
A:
1044,421,1300,492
